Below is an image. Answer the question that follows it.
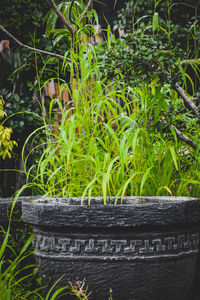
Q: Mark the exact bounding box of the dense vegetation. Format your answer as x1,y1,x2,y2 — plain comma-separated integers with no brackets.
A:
0,0,200,298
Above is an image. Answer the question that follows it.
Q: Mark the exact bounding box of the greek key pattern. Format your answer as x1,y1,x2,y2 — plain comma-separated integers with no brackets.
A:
33,232,199,260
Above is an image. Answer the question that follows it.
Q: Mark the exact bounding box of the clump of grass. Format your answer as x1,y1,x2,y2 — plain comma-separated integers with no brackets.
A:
17,0,199,203
21,39,200,202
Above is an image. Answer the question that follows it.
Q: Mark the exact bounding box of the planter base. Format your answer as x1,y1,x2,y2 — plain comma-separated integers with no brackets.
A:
33,227,198,300
22,196,200,300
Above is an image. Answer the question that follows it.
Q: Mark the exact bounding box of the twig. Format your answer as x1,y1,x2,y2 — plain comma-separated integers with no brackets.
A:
164,71,200,119
49,0,75,35
79,0,93,23
162,120,197,149
49,0,93,35
0,25,71,61
181,58,200,65
174,83,200,119
169,124,197,149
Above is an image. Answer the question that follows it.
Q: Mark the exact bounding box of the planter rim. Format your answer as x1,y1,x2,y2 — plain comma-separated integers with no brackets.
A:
22,196,200,228
22,195,200,205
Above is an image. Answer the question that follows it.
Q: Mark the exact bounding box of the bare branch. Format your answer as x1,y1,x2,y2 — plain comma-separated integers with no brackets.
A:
161,120,197,149
174,83,200,119
181,58,200,65
0,26,71,61
79,0,93,23
49,0,75,35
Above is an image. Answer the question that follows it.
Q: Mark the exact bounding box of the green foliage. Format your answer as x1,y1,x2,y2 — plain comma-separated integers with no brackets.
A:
44,0,98,39
100,29,183,86
20,40,200,200
0,0,53,144
0,97,17,159
0,0,49,38
114,0,200,42
0,0,52,196
113,0,200,94
8,0,195,201
0,191,42,299
0,0,199,198
0,90,42,146
0,234,42,299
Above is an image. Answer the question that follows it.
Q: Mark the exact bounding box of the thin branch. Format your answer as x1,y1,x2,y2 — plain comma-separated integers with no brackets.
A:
161,120,197,149
0,26,71,62
49,0,75,35
79,0,93,23
164,71,200,119
174,83,200,119
169,124,197,149
181,58,200,65
49,0,93,35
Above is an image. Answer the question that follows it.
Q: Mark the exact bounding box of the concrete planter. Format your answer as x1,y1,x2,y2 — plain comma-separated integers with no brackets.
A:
22,196,200,300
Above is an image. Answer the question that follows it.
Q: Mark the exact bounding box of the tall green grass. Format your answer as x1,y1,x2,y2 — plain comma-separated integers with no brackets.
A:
21,38,200,202
14,0,199,203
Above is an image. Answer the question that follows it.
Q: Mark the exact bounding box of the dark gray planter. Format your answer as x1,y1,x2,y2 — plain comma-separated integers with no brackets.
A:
22,196,200,300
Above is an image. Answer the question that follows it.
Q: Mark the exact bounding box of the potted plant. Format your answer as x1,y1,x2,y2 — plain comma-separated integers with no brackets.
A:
21,51,200,299
2,0,200,299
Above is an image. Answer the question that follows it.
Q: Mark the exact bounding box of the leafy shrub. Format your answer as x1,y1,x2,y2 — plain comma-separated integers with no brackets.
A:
100,29,183,86
113,0,200,95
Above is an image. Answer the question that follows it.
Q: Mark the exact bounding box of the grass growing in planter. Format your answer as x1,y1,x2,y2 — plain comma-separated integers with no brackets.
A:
21,40,200,201
1,0,199,201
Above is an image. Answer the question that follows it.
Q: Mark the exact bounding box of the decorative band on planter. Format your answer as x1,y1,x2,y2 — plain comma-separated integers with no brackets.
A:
22,196,200,300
